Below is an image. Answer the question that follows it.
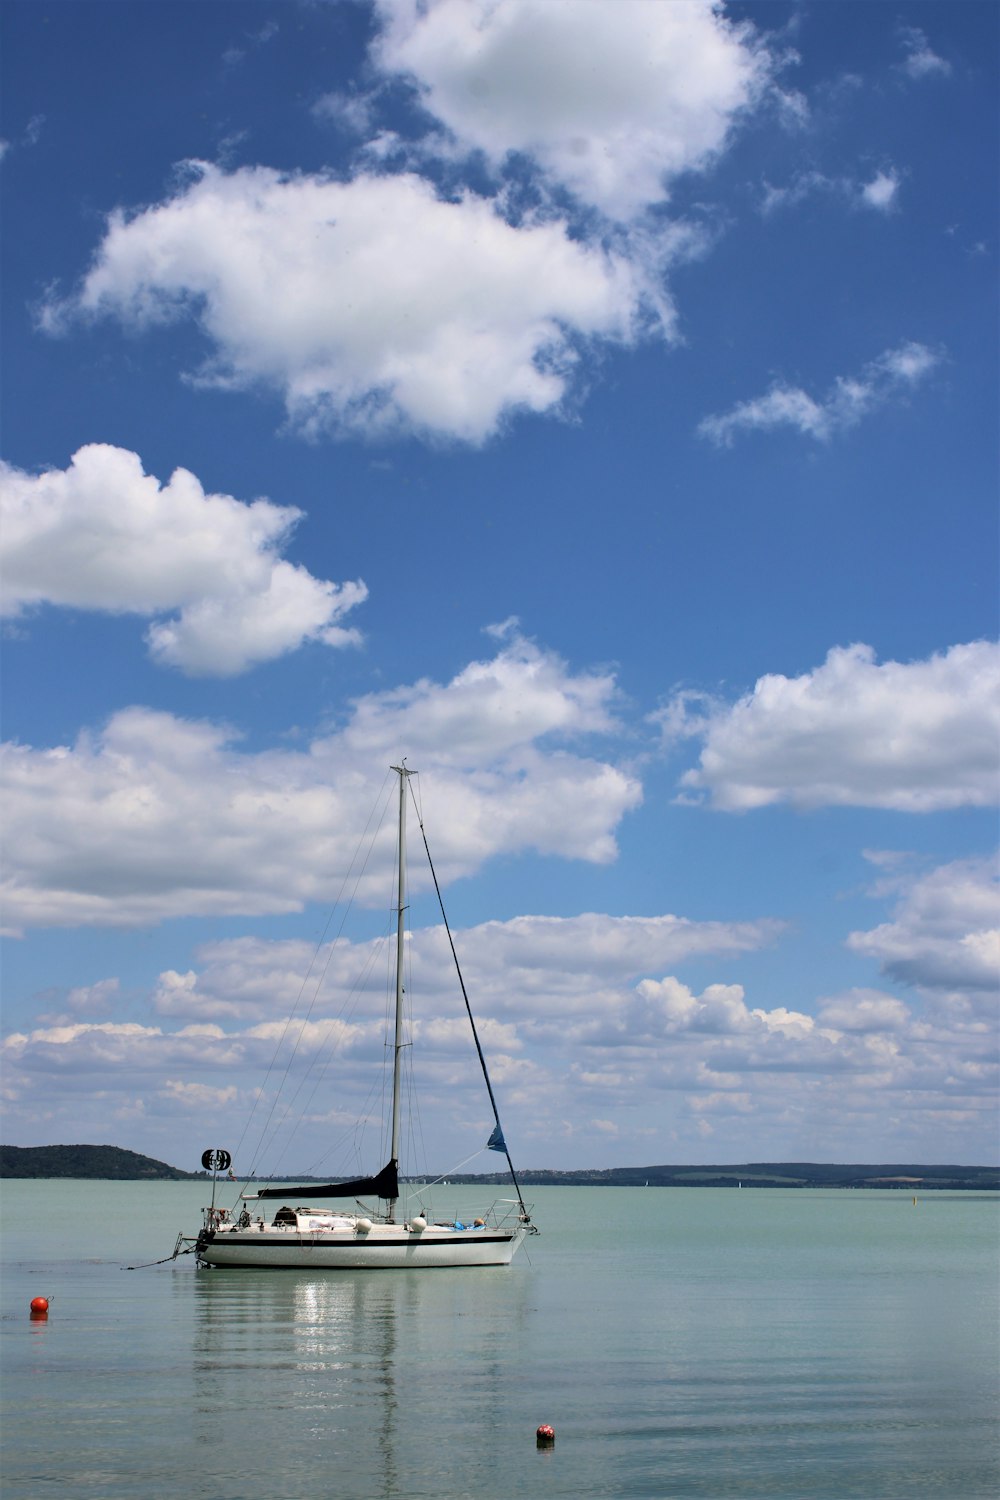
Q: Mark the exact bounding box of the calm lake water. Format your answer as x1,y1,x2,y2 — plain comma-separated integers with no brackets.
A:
1,1182,997,1499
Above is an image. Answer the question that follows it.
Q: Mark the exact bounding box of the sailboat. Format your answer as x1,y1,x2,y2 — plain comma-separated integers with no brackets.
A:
186,764,536,1269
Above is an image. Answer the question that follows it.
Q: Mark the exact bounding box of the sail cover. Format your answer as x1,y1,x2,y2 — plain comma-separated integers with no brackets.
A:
255,1160,399,1201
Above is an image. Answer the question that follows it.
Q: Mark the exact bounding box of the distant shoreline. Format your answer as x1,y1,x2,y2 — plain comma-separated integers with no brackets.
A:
2,1144,996,1190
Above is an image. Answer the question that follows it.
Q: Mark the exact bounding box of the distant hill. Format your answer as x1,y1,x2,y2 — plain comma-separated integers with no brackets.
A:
2,1146,996,1189
0,1145,323,1182
445,1162,1000,1191
0,1144,200,1180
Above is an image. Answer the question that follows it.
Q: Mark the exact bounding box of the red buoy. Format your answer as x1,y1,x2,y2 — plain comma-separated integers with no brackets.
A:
29,1297,49,1317
536,1424,555,1447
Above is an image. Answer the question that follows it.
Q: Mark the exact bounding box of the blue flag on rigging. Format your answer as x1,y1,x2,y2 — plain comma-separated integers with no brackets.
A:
487,1125,506,1153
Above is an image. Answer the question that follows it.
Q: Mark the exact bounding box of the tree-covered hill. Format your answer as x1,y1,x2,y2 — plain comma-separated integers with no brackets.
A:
0,1144,200,1180
2,1146,995,1189
447,1162,1000,1191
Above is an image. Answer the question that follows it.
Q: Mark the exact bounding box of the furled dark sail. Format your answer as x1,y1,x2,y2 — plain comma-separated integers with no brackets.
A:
255,1160,398,1201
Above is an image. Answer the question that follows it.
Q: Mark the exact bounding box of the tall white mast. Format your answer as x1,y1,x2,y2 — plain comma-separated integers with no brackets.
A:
388,763,411,1220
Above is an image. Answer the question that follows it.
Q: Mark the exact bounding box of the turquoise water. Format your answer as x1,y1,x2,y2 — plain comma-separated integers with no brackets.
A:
1,1183,997,1498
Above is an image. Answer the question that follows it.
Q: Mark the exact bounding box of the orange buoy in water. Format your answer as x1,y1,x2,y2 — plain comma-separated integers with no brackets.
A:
536,1424,555,1447
30,1297,49,1317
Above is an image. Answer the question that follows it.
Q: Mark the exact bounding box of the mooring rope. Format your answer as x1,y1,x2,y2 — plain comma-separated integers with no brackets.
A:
123,1242,198,1271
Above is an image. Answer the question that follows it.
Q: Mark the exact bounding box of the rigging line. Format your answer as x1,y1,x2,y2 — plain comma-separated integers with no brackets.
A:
246,772,397,1187
403,1017,427,1184
249,791,395,1189
300,1074,384,1180
409,780,532,1224
400,896,433,1193
378,831,400,1166
381,780,428,1188
413,1149,486,1198
259,927,391,1178
279,1052,387,1183
234,772,391,1173
232,887,361,1172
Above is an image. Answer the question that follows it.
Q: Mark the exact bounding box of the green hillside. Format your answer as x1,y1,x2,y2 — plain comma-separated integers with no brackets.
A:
2,1145,996,1189
447,1161,999,1190
0,1144,200,1180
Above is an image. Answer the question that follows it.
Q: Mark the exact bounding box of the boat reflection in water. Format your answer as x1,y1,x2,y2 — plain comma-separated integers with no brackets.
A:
185,1263,532,1494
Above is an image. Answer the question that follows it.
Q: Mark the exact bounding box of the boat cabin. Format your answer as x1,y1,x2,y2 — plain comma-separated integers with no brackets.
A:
270,1206,357,1232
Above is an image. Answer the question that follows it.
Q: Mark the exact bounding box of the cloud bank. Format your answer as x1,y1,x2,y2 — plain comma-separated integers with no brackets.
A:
3,853,993,1165
5,630,995,934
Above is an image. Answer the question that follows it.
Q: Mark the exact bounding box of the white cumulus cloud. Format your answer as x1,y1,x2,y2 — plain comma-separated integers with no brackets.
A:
848,858,999,998
663,640,1000,812
43,163,649,444
0,444,366,675
371,0,773,220
816,989,911,1034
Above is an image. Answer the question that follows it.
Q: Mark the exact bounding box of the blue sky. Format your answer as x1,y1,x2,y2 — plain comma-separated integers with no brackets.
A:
1,0,996,1177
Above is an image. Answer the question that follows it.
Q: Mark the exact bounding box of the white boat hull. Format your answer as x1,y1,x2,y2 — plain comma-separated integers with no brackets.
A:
197,1224,525,1269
